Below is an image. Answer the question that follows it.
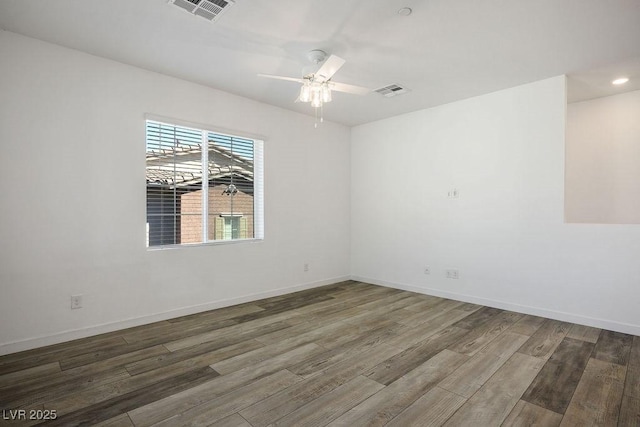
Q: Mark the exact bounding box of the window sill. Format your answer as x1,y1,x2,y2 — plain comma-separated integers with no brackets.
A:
146,238,264,251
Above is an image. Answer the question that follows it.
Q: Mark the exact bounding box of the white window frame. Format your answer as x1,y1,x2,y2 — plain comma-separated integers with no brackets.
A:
145,115,264,249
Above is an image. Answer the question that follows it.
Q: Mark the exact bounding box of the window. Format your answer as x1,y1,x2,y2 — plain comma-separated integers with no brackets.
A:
218,216,245,240
145,119,264,247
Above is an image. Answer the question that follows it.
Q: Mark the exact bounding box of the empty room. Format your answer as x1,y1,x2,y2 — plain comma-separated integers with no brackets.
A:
1,0,640,426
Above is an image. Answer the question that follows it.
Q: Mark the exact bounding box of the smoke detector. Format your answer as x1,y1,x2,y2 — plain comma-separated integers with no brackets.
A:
170,0,235,22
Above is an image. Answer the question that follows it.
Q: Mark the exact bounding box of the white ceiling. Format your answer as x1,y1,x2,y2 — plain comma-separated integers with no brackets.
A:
1,0,639,126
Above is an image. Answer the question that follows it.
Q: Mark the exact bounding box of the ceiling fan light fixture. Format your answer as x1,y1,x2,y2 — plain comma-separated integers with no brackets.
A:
311,87,323,108
299,82,311,102
257,52,371,127
321,83,332,103
300,80,331,107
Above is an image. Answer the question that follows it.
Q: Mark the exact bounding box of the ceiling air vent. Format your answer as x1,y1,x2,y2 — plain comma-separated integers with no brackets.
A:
170,0,235,22
374,84,408,97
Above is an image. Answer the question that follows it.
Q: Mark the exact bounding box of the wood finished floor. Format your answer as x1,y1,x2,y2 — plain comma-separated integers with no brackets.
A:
1,281,639,426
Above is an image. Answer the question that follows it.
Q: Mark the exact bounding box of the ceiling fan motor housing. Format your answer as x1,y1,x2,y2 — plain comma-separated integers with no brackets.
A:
307,49,327,64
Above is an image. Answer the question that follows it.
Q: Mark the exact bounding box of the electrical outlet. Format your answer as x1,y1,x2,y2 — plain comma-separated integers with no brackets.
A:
424,267,430,275
446,269,460,279
448,189,460,199
304,263,309,272
71,295,83,309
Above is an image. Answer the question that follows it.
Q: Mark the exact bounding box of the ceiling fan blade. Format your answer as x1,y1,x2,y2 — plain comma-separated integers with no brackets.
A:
315,55,346,81
330,81,371,95
257,73,305,84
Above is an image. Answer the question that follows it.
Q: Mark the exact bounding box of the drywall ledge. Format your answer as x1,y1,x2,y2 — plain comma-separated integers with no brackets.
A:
565,89,640,224
0,276,350,356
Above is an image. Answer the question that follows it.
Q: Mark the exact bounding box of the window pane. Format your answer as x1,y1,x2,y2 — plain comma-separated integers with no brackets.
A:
146,121,203,246
207,132,255,241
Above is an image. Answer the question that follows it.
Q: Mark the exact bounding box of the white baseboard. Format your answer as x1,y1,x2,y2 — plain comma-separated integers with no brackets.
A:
0,275,350,356
351,275,640,336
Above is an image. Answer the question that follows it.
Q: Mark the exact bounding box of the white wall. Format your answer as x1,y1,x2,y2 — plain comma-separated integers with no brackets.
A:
0,31,351,354
351,76,640,335
566,90,640,224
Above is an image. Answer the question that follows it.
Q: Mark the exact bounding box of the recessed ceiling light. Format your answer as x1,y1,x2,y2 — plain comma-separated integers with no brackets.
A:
612,77,629,85
397,7,412,16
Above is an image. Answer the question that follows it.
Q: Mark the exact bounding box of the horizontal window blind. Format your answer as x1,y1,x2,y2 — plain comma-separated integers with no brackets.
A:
145,120,263,248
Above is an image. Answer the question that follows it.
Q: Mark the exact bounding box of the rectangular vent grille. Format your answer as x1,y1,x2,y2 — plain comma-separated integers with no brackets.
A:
170,0,235,22
374,84,408,97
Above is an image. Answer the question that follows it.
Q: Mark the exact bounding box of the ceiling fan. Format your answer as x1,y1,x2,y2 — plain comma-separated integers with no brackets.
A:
258,50,371,125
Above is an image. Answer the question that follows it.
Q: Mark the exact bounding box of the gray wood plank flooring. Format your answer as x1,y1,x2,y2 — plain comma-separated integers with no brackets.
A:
0,281,638,426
